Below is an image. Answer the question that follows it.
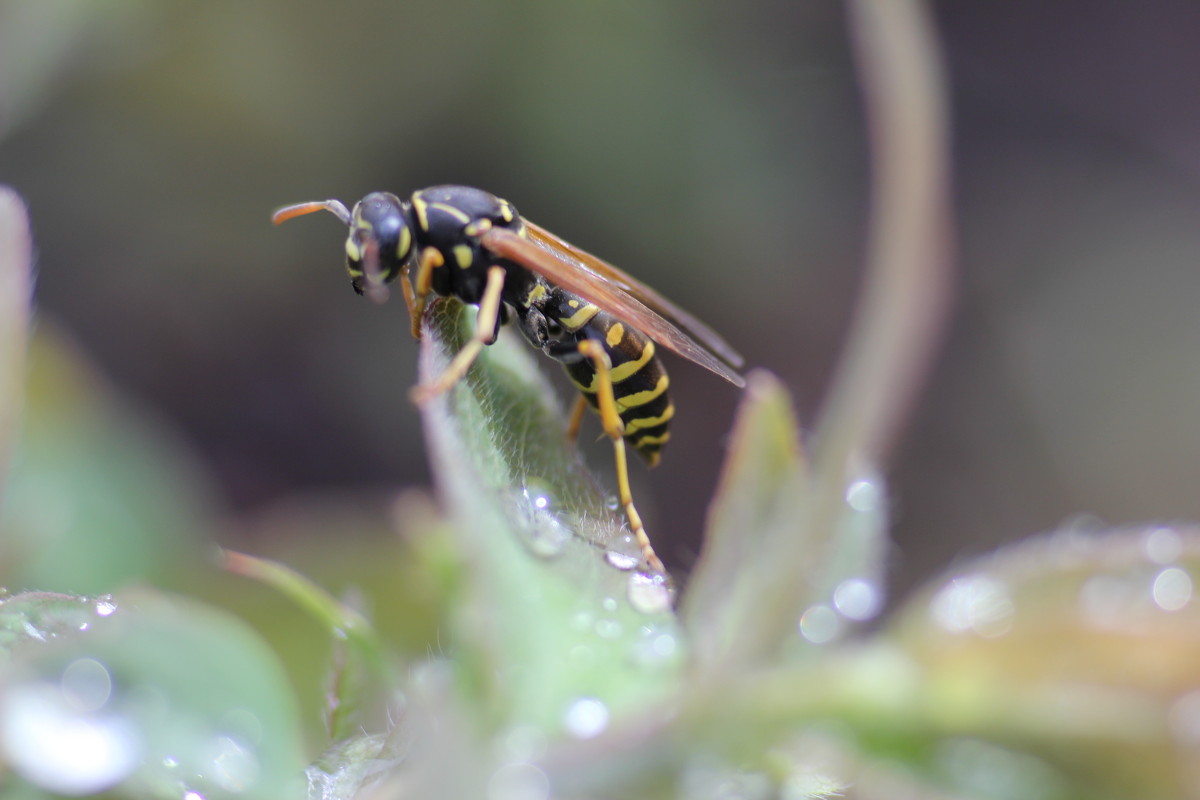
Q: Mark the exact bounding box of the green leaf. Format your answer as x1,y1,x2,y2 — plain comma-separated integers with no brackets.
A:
0,187,30,497
305,732,396,800
221,548,395,742
888,525,1200,799
0,589,305,800
681,370,888,670
0,325,215,594
680,370,808,670
0,591,116,659
415,299,683,733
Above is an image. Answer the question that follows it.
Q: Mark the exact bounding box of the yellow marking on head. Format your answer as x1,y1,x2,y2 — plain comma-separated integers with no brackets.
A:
525,284,548,305
412,196,430,231
499,202,515,223
615,374,669,410
558,303,600,331
633,431,671,446
606,323,625,348
453,245,473,269
429,202,472,224
623,404,675,432
397,225,412,259
422,246,445,268
345,237,363,261
567,299,580,309
464,218,493,237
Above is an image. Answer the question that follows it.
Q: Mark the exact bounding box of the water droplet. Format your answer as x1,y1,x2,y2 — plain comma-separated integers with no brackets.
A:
1152,567,1193,612
593,618,622,639
183,791,207,800
845,475,884,512
488,762,550,800
600,597,619,613
94,596,118,617
221,708,264,747
513,482,571,558
0,681,140,794
60,658,113,713
562,697,609,739
929,575,1014,637
832,578,883,621
204,734,259,793
652,632,678,658
798,604,841,644
630,625,682,667
605,551,640,571
627,571,674,614
604,533,641,571
605,495,620,511
1144,527,1184,564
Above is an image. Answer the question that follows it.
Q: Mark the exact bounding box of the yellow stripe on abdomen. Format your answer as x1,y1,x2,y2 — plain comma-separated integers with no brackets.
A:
616,375,669,410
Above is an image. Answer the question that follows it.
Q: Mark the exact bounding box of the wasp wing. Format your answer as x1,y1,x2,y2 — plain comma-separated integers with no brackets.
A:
523,221,745,371
482,226,745,387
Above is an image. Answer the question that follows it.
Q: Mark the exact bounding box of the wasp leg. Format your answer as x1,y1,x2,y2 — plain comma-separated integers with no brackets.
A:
575,339,666,575
565,394,588,444
408,246,445,341
411,265,505,405
398,263,417,337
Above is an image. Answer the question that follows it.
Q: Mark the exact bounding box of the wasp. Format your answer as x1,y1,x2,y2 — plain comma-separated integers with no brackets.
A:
273,185,744,574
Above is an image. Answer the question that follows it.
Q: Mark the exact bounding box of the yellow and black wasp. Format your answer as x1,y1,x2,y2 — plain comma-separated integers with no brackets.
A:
273,185,744,574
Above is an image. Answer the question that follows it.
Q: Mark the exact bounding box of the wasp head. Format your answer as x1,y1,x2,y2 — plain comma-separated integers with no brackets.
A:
345,192,414,299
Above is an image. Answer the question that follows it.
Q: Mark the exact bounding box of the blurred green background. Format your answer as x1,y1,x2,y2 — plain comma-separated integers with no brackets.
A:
3,0,1200,603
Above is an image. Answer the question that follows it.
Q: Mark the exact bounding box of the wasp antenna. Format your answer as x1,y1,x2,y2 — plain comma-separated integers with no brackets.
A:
271,200,352,226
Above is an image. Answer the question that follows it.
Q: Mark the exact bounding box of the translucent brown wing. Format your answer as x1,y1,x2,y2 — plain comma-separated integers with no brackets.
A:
481,225,746,387
523,221,745,370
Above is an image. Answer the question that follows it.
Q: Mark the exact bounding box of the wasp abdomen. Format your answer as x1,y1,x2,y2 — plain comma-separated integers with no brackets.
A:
558,308,674,466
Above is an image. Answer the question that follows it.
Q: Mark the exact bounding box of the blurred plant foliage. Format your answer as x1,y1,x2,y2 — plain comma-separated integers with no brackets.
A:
2,189,1200,800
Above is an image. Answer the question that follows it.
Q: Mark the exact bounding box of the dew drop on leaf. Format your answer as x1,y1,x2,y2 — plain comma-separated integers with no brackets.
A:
59,657,113,713
1151,566,1193,612
929,574,1014,638
512,481,572,559
832,577,883,622
798,604,841,644
627,571,674,614
845,474,885,512
0,680,140,795
562,697,609,739
1143,526,1184,565
603,533,641,571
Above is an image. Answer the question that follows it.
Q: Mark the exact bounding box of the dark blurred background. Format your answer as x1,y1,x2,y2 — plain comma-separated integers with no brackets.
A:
3,0,1200,601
